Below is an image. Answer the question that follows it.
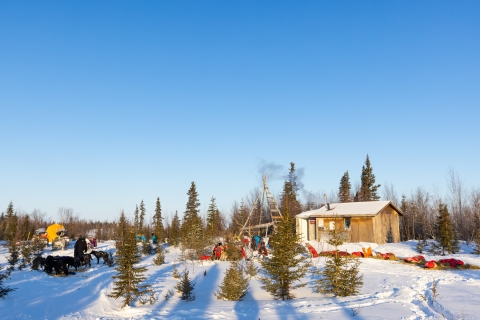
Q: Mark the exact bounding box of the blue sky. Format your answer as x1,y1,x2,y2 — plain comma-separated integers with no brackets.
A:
1,1,479,222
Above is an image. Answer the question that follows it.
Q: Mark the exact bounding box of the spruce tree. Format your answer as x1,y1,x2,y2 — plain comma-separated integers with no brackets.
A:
181,182,204,250
435,203,456,255
473,230,480,255
109,223,154,307
5,204,19,274
338,171,351,203
153,197,164,244
314,222,363,297
259,209,309,300
216,261,250,301
206,197,220,241
134,205,139,235
170,211,180,246
175,269,195,301
0,264,14,298
359,155,381,201
279,163,303,218
139,200,146,235
153,244,165,265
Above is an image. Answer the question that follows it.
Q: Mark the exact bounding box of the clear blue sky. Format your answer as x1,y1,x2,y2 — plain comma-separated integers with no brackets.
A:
1,1,479,222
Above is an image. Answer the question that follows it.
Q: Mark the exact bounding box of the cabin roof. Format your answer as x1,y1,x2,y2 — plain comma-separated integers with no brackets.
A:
296,200,403,218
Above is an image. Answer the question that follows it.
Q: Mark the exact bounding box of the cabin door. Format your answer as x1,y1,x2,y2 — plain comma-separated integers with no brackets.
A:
309,219,316,241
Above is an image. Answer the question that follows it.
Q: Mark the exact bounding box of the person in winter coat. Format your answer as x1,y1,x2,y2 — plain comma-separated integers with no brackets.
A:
258,242,268,257
306,243,318,258
252,235,261,250
141,234,146,242
214,243,223,260
151,233,157,244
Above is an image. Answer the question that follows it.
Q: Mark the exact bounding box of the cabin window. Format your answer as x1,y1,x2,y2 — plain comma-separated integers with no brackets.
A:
344,217,351,230
329,221,335,230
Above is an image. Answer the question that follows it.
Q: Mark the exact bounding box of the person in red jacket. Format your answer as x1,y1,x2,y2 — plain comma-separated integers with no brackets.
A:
306,243,318,258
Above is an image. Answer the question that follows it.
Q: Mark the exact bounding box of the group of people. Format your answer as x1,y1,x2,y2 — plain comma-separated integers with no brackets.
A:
136,233,158,244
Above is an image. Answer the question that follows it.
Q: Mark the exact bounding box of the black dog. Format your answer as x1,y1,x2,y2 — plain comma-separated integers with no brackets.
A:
91,250,109,265
75,253,92,268
32,256,45,270
44,256,68,276
61,256,76,271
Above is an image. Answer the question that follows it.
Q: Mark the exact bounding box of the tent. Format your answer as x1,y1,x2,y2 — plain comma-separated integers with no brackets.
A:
46,223,66,243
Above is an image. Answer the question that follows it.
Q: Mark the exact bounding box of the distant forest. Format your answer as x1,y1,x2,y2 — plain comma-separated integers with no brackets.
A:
1,155,479,244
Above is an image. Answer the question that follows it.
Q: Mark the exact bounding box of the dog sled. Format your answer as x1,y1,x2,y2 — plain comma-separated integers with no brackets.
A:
47,224,70,250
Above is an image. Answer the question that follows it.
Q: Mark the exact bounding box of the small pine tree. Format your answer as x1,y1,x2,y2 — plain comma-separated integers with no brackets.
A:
170,211,180,247
141,241,153,256
473,230,480,255
0,264,14,298
245,259,258,277
386,227,394,243
139,200,146,235
205,197,220,241
5,205,20,274
31,237,47,256
172,262,180,279
435,202,456,255
216,261,250,301
175,269,195,301
153,245,165,265
338,171,352,203
19,242,33,270
108,220,155,308
181,182,204,251
259,208,310,300
153,197,164,245
416,239,425,254
314,222,363,297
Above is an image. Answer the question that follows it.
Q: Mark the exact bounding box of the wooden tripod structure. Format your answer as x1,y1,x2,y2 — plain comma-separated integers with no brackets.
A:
238,175,283,237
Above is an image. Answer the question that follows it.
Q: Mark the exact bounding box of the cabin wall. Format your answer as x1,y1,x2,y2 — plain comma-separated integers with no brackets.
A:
350,217,374,243
372,206,401,244
313,217,374,243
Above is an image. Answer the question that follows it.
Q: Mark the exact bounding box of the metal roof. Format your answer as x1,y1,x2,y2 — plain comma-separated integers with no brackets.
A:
296,200,403,218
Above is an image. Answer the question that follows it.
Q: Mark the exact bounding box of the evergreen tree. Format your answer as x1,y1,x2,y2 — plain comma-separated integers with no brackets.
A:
216,261,250,301
109,225,154,307
116,210,130,245
5,203,19,274
473,230,480,255
19,242,33,270
175,269,195,301
170,211,180,246
359,155,381,201
259,208,309,300
153,244,165,265
206,197,220,241
279,163,303,218
229,201,249,236
180,182,204,250
139,200,146,235
338,171,351,203
0,263,14,298
386,227,394,243
314,222,363,296
133,205,139,234
153,197,164,244
435,202,456,255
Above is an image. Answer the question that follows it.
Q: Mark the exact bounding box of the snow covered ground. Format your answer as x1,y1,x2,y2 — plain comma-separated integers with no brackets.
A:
1,240,480,320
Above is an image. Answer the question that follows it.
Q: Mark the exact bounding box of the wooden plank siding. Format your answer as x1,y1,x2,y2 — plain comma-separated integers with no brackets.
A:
372,206,401,244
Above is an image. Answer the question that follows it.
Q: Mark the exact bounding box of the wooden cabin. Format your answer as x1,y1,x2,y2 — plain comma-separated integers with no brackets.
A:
295,201,404,244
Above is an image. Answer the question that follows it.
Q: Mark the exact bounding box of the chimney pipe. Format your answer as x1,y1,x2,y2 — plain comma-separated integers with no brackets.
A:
327,203,331,210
